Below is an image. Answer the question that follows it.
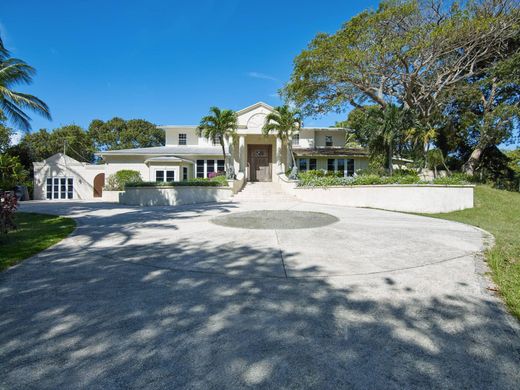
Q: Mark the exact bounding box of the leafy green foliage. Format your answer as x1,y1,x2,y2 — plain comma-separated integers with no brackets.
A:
0,123,13,153
0,191,17,236
431,173,472,185
262,105,302,178
88,118,164,151
105,170,142,191
284,0,520,182
0,154,28,189
197,107,237,178
0,37,51,130
126,176,228,187
297,170,424,187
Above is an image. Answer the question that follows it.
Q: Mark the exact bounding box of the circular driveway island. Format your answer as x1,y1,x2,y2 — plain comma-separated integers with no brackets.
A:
1,199,519,389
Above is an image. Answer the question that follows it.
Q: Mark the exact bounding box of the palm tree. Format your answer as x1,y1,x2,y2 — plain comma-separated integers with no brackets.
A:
0,37,51,130
197,107,237,179
262,105,302,179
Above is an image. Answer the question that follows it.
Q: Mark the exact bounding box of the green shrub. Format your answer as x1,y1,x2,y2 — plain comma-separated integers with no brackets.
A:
297,171,422,187
432,173,471,185
105,170,143,191
126,176,228,188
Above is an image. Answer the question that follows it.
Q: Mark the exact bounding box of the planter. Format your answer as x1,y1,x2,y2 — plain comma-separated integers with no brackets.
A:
120,186,232,206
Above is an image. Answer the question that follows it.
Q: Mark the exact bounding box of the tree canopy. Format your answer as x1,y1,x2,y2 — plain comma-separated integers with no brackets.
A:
284,0,520,175
88,117,164,151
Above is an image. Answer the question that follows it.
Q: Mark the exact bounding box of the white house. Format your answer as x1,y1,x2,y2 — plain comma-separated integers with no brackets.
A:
33,102,370,200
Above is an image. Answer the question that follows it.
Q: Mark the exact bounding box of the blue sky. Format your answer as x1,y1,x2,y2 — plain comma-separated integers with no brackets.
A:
0,0,380,134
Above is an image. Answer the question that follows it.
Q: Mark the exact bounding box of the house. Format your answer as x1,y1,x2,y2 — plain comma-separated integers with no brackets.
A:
33,102,370,200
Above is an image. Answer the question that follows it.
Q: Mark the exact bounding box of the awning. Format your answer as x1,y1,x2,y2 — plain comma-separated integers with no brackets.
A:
144,156,195,165
293,148,369,158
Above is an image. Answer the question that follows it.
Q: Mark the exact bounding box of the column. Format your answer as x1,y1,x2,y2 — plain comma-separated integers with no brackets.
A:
239,135,246,172
275,136,282,174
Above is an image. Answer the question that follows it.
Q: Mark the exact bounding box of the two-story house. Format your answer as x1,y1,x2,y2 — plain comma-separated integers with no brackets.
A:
33,102,370,200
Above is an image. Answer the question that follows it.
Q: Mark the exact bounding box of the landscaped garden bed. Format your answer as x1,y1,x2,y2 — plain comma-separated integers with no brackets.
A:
297,170,470,187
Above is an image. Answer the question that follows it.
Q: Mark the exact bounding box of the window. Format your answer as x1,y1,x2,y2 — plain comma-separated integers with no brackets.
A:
325,136,333,147
196,160,204,178
46,177,73,200
196,159,225,178
155,170,175,182
155,170,164,182
183,167,188,181
178,133,187,145
298,158,308,172
309,158,317,170
46,178,52,199
346,159,355,176
213,135,220,145
327,159,335,172
217,159,225,174
292,134,299,146
337,159,345,176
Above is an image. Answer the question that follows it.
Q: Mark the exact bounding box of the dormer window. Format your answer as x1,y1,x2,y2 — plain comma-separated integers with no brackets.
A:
292,134,299,146
178,133,187,145
213,135,221,145
325,135,333,147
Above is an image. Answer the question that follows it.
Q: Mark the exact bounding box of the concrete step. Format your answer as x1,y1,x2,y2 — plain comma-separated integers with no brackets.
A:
232,182,296,202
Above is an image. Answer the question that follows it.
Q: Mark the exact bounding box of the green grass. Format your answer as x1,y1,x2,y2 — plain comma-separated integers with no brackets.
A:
427,186,520,319
0,212,76,271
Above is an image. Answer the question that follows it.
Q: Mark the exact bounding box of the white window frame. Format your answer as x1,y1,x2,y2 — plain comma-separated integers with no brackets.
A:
325,135,333,147
196,159,225,178
292,134,300,146
178,133,187,145
46,176,74,200
155,169,175,182
325,158,355,176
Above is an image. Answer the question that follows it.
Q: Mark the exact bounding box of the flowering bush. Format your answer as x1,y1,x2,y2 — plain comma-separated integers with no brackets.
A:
0,191,18,236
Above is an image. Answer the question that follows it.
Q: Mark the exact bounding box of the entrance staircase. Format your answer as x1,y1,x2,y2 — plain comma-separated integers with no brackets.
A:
232,182,297,203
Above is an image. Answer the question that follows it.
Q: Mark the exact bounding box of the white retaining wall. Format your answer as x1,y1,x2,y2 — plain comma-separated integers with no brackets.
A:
120,186,232,206
276,174,474,213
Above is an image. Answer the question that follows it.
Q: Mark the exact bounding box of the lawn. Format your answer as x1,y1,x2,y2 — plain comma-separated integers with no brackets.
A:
0,212,76,271
427,186,520,319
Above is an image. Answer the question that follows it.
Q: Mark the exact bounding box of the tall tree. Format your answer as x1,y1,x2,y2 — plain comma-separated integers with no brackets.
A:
18,125,94,164
88,118,164,151
197,107,238,178
0,123,12,153
0,37,50,130
347,104,416,174
284,0,519,170
261,105,302,178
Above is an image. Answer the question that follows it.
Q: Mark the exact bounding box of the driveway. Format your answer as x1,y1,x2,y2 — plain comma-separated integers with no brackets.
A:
1,200,519,388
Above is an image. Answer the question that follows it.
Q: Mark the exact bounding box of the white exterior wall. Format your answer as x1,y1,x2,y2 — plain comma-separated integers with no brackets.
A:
276,175,474,213
121,186,232,206
33,155,105,200
164,127,199,146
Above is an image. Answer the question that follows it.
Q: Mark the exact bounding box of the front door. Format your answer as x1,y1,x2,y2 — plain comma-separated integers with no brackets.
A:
248,145,272,182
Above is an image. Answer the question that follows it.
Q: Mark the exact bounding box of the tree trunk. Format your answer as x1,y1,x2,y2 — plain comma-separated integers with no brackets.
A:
388,143,393,176
462,146,485,176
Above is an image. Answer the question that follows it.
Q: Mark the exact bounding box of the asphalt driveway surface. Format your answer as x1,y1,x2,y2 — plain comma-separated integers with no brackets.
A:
1,199,519,389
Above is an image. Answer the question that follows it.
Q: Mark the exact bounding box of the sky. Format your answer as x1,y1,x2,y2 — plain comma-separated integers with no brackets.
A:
0,0,381,137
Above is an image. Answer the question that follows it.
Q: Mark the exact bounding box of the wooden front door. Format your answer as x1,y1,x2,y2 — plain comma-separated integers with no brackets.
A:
248,145,272,182
93,173,105,198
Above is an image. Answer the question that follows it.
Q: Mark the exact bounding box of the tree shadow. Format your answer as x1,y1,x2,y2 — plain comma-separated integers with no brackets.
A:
2,202,519,388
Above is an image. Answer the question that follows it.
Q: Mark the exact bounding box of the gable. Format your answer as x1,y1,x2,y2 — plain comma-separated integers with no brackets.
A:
236,102,275,130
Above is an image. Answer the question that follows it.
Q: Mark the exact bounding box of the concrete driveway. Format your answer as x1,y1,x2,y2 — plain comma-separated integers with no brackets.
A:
1,199,519,389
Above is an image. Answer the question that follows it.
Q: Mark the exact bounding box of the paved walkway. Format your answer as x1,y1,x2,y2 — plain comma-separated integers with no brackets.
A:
1,199,519,388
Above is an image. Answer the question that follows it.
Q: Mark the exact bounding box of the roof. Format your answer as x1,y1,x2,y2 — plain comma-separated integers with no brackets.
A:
33,153,84,166
236,101,274,116
97,146,224,156
144,156,195,164
301,127,347,131
294,148,369,158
